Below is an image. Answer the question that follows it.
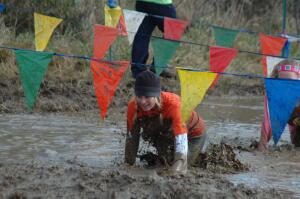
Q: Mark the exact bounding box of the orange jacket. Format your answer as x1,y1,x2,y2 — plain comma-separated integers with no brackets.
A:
127,92,206,138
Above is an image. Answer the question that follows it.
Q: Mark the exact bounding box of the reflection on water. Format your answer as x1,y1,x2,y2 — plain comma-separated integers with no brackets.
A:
0,114,125,167
0,96,299,197
229,162,300,198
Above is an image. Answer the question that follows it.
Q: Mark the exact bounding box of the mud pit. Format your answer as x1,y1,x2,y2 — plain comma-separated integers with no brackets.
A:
0,79,299,198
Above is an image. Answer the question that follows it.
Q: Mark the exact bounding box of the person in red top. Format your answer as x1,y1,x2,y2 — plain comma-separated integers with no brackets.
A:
125,70,207,173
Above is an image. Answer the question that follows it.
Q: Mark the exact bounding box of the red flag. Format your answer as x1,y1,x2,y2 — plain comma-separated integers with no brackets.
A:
117,14,127,36
93,24,118,59
259,33,287,75
164,17,189,40
91,60,129,120
209,46,238,87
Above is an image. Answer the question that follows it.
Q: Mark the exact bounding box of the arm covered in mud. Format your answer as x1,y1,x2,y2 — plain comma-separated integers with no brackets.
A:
124,100,141,165
124,121,141,165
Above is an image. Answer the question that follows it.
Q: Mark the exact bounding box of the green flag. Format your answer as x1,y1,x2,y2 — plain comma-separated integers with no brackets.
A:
212,26,239,47
151,37,180,75
15,50,53,111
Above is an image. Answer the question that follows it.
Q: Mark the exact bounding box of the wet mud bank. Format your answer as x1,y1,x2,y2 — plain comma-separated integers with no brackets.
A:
0,77,263,114
0,160,284,199
0,133,292,199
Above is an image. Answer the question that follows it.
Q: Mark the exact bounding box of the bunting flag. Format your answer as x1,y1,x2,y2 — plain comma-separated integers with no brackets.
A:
259,33,287,75
93,24,118,59
34,13,62,51
123,9,146,45
0,3,5,13
209,46,238,86
104,4,122,28
164,17,188,40
212,26,239,48
91,60,129,120
177,69,217,122
15,50,53,111
281,40,290,58
151,37,180,75
118,14,128,36
265,78,300,144
266,56,284,77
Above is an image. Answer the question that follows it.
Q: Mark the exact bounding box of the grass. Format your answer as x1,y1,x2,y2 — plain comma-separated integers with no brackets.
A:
1,0,300,91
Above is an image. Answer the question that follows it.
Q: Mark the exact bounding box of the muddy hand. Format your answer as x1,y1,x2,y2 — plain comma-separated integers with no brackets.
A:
124,132,140,165
170,153,187,174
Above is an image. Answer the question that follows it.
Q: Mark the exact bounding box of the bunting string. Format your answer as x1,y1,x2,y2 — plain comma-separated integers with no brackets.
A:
0,44,289,80
125,10,300,38
123,31,300,61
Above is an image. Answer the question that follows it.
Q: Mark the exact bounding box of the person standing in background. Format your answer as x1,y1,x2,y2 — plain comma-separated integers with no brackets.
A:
131,0,176,78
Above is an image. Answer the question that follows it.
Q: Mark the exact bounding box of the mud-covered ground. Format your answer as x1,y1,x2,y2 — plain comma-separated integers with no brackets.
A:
0,77,296,198
0,143,288,199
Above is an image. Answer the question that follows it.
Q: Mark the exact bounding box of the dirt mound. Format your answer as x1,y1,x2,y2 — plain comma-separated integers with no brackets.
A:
138,141,249,174
193,142,249,173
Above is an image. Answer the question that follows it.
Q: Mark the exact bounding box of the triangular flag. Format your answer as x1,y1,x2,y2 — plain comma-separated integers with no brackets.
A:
15,50,53,110
34,13,62,51
266,56,284,77
93,24,118,59
123,9,146,45
259,33,287,75
117,14,128,36
212,26,239,48
281,40,290,58
152,37,180,75
178,69,217,121
164,17,188,40
105,4,122,28
209,46,238,86
0,3,5,13
265,78,300,144
91,60,129,120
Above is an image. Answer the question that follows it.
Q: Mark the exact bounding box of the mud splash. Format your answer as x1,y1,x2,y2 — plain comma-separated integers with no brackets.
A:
194,142,249,173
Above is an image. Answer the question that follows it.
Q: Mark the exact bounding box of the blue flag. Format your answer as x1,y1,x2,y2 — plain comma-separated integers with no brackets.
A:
0,3,5,13
282,40,290,58
265,78,300,144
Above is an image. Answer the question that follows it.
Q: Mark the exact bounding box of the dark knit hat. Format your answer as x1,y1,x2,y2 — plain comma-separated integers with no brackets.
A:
134,70,161,97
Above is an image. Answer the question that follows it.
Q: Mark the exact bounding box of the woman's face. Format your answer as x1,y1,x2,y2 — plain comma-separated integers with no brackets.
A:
278,71,299,80
136,96,156,111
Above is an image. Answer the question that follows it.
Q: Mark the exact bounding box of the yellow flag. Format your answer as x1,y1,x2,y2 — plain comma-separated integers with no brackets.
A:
177,68,217,122
104,5,122,28
34,13,62,51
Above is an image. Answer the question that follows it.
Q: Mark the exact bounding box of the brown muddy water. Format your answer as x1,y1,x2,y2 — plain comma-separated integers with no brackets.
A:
0,96,299,198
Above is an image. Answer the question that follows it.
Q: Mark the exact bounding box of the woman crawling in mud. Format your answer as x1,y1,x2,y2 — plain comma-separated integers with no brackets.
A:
258,59,300,151
124,70,207,173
